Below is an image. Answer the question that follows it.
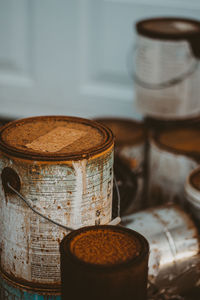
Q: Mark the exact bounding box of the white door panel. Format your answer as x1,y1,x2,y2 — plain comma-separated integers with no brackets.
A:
0,0,200,119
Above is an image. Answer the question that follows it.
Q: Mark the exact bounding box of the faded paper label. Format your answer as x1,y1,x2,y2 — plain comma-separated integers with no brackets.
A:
26,126,87,152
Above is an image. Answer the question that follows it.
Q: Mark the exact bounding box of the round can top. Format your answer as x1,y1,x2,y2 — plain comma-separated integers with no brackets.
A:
153,127,200,157
95,118,145,146
136,17,200,40
0,116,114,161
61,225,149,270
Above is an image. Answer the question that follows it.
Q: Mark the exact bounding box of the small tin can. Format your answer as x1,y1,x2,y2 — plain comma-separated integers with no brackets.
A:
122,204,200,293
0,116,114,292
185,166,200,223
134,17,200,119
148,125,200,206
60,225,149,300
95,118,147,214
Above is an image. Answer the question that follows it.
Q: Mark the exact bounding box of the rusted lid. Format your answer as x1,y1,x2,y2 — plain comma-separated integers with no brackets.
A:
95,118,145,146
61,225,149,269
136,18,200,58
153,126,200,157
0,116,114,161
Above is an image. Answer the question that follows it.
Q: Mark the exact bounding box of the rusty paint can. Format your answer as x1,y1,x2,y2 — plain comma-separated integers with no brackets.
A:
0,116,114,293
185,166,200,224
122,204,200,294
148,126,200,206
134,17,200,120
95,118,147,214
60,225,149,300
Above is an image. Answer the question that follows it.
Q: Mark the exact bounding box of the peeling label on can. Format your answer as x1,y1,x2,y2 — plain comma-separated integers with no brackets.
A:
25,127,87,152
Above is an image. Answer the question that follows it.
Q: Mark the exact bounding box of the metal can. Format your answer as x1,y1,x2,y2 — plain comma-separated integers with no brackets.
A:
0,116,114,291
134,17,200,119
95,118,147,214
185,166,200,223
148,126,200,206
122,204,200,293
60,225,149,300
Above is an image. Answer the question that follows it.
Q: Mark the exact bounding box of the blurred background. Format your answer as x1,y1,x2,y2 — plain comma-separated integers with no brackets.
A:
1,0,200,121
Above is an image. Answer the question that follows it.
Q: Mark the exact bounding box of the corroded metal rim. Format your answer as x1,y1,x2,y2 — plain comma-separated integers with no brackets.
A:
150,127,200,161
136,17,200,40
60,225,149,272
0,115,114,161
0,267,61,294
95,117,146,146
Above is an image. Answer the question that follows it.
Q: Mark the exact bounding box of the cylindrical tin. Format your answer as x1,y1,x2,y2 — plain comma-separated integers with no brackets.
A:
95,118,147,214
185,166,200,223
148,126,200,206
122,204,200,293
60,225,149,300
0,116,114,291
134,17,200,119
0,270,60,300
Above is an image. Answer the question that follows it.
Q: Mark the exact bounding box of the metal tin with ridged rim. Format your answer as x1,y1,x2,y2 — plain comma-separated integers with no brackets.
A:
122,204,200,293
134,17,200,120
148,126,200,206
60,225,149,300
0,116,114,293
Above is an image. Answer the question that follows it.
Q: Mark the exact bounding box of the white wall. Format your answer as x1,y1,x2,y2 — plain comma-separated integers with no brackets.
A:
0,0,200,120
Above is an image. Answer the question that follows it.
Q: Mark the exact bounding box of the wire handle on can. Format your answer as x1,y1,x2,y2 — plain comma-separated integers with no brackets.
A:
127,44,199,90
7,175,121,231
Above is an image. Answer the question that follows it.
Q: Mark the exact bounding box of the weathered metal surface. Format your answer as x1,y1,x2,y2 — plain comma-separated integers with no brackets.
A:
94,118,147,214
134,18,200,119
0,116,114,289
122,204,200,294
185,166,200,223
148,135,198,206
0,271,60,299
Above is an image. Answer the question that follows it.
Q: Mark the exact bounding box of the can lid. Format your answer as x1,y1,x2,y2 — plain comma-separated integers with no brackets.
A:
153,126,200,157
61,225,149,270
136,17,200,39
0,116,114,161
185,167,200,207
95,118,145,146
136,18,200,58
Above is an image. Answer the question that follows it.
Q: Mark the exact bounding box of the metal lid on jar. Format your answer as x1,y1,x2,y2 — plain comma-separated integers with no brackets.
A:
95,118,145,146
153,126,200,157
0,116,114,161
61,225,149,269
185,167,200,207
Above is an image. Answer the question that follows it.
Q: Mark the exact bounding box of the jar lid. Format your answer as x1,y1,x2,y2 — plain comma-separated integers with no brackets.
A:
0,116,114,161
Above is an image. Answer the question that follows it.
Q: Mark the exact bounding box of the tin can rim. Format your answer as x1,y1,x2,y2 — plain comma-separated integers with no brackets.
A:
185,166,200,207
150,127,200,160
60,225,149,272
135,17,200,40
0,115,114,161
0,267,61,293
94,117,146,146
